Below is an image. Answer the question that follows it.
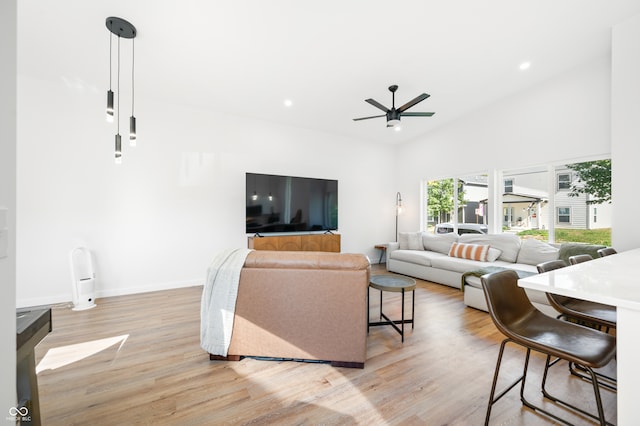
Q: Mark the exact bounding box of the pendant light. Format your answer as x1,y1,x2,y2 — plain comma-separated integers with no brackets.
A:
106,31,114,123
106,17,137,164
115,34,122,165
129,37,136,146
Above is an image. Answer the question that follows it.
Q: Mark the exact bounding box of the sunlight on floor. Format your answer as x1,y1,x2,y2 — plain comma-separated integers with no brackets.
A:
36,334,129,374
224,325,386,423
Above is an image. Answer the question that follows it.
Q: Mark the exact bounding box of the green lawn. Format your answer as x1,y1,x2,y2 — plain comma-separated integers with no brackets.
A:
516,228,611,246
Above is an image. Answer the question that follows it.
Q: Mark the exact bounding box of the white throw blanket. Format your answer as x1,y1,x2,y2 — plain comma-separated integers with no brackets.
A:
200,248,253,356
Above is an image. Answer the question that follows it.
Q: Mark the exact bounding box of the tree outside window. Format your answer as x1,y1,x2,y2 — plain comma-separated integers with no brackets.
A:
426,178,465,229
566,159,612,205
423,158,611,245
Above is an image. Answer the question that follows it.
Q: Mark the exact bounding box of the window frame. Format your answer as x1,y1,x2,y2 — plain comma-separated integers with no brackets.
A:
557,172,571,191
557,207,571,224
504,178,513,193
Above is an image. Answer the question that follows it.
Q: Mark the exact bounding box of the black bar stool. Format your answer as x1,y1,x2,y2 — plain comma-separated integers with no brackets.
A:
568,253,594,265
537,259,617,331
598,247,618,257
537,259,617,391
481,270,616,426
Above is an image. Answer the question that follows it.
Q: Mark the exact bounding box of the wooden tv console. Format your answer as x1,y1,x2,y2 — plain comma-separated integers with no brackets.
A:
247,234,340,252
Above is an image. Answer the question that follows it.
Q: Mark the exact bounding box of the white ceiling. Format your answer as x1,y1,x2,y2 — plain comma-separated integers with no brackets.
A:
17,0,640,145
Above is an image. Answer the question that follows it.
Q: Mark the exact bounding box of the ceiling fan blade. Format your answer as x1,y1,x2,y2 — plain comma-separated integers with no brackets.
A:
353,114,386,121
400,112,435,117
365,98,389,112
398,93,430,112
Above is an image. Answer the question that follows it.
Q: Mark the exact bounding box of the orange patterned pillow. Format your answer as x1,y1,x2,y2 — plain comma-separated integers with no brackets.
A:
448,242,490,262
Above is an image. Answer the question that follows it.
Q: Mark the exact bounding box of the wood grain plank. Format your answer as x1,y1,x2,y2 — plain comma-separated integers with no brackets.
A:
34,265,616,425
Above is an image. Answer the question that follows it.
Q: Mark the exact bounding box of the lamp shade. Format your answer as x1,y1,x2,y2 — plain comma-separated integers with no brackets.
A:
129,116,136,146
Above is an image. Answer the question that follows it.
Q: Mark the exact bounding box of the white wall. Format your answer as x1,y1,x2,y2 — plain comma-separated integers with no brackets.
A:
395,55,612,232
16,76,395,306
0,0,17,411
612,15,640,251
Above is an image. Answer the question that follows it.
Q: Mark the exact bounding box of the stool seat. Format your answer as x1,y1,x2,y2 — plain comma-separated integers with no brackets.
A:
504,308,616,368
560,299,617,328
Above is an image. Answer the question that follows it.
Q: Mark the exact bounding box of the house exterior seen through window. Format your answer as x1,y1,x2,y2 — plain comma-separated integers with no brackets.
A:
422,157,611,245
557,207,571,224
504,179,513,193
557,173,571,190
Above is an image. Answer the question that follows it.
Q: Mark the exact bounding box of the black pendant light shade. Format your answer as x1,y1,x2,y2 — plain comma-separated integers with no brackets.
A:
106,17,137,163
106,89,114,121
129,36,136,147
129,116,137,146
115,134,122,164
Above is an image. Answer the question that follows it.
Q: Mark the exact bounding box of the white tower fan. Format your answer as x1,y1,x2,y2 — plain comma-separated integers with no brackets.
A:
70,247,97,310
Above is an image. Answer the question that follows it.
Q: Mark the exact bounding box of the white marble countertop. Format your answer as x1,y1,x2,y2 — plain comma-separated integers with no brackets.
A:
518,247,640,311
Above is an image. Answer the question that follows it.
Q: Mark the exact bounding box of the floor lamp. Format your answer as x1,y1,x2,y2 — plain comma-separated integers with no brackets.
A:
395,192,403,242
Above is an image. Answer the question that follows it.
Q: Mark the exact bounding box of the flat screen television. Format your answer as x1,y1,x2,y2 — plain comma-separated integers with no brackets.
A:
246,173,338,234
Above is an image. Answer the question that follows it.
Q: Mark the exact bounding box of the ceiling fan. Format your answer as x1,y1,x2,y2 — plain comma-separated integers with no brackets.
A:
353,85,434,127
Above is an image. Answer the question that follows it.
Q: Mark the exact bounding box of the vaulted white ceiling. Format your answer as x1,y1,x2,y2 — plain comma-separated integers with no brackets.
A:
17,0,640,144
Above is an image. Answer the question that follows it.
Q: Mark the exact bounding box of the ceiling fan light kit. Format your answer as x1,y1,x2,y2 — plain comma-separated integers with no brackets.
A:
354,85,434,128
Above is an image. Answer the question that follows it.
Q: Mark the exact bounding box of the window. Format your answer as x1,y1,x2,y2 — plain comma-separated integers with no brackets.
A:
423,157,610,244
557,207,571,224
503,207,515,225
504,179,513,193
557,173,571,191
424,174,487,234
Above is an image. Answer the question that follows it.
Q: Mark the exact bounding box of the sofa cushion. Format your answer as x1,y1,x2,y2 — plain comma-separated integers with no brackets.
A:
430,256,493,273
389,249,446,267
244,251,370,270
422,232,458,254
516,238,559,266
459,233,521,263
448,242,490,262
398,232,423,250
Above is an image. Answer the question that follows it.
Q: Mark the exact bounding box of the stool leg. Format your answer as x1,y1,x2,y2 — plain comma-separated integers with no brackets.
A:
486,339,524,426
540,357,609,425
412,289,415,329
401,288,405,342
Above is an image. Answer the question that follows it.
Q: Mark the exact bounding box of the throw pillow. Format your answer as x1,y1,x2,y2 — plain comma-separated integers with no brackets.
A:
398,232,423,250
448,242,490,262
516,238,559,266
487,247,502,262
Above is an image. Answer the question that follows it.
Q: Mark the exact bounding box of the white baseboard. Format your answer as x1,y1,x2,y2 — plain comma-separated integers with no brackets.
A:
16,279,203,309
97,279,202,299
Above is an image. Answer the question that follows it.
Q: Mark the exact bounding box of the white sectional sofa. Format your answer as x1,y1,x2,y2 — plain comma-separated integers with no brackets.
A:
386,232,584,316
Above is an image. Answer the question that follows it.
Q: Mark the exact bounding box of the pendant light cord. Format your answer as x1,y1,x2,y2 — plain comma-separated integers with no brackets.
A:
109,31,112,90
131,37,135,115
117,35,120,133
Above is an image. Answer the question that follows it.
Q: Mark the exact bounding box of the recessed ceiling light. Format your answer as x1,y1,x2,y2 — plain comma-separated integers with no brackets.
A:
394,126,402,132
519,62,531,71
284,99,293,107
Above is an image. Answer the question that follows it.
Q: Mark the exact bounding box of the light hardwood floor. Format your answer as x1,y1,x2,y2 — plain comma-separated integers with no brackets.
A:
34,264,616,425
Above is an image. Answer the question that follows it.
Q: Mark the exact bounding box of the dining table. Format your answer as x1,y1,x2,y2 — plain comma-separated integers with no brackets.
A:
518,247,640,425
